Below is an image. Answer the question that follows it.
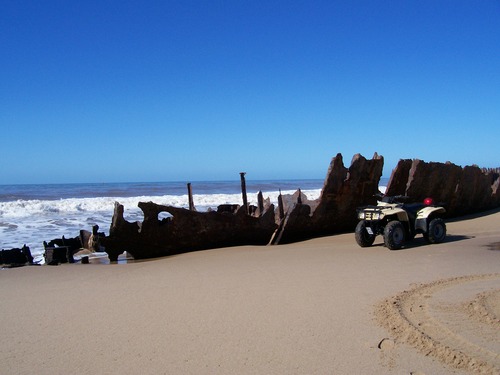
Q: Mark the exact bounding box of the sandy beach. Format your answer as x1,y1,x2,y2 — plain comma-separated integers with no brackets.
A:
1,209,499,375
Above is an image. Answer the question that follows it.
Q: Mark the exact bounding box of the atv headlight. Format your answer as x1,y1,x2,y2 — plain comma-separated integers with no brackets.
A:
358,212,365,219
373,212,384,220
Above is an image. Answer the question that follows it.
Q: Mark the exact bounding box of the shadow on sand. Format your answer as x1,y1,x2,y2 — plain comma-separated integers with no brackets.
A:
370,234,474,251
446,207,500,223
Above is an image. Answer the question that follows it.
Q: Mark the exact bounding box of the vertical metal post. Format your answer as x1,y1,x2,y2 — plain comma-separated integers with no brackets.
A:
187,182,195,211
240,172,248,214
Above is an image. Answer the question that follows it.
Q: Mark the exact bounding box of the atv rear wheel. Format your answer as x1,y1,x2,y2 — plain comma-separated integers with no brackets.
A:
425,218,446,244
384,221,405,250
355,220,376,247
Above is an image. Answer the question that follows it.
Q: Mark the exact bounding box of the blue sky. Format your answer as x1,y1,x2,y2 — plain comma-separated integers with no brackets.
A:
1,1,499,184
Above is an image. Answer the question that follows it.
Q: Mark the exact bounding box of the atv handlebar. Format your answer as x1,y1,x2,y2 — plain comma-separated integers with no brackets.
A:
374,193,410,204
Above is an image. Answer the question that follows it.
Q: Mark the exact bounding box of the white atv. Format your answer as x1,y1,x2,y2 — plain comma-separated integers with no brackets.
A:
355,194,446,250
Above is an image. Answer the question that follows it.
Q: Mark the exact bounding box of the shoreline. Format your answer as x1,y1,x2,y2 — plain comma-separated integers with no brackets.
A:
1,209,499,374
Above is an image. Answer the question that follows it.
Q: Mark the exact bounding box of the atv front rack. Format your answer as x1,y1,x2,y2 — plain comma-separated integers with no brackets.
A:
357,207,392,221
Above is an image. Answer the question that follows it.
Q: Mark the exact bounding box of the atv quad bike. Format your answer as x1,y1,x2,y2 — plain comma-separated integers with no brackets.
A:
355,194,446,250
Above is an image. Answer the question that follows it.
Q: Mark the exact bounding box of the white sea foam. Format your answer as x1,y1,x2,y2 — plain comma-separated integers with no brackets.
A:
0,190,321,218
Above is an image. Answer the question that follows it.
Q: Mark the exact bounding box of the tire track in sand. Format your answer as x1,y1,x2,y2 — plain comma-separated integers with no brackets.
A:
375,274,500,374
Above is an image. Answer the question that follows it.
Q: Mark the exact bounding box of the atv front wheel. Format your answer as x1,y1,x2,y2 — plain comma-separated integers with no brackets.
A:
425,218,446,244
355,220,376,247
384,221,405,250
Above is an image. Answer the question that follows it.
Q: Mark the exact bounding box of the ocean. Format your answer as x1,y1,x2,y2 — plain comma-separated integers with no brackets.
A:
0,178,388,262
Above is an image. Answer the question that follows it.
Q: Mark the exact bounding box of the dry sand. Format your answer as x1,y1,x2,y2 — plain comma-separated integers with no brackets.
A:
1,209,499,375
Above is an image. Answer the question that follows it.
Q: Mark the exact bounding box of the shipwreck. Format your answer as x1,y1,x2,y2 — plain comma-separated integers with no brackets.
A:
4,151,494,266
102,153,384,260
97,152,500,262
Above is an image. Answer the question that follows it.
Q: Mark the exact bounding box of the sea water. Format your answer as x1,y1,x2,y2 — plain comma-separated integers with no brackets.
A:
0,178,388,262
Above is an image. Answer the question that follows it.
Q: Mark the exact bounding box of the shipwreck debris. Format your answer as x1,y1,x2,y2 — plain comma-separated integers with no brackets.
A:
240,172,249,215
1,245,34,267
102,200,277,261
79,225,105,252
42,225,106,265
385,159,500,216
101,153,386,258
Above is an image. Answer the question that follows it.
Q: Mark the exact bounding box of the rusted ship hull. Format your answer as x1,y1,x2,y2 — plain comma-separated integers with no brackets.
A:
102,202,277,261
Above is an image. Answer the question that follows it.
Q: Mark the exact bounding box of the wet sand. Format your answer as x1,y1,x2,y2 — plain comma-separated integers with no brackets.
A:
1,209,499,374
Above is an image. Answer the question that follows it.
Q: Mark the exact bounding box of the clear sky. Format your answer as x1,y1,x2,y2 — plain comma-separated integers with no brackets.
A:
1,1,499,184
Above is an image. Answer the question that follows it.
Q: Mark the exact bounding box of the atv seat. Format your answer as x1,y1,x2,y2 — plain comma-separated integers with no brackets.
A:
403,203,425,222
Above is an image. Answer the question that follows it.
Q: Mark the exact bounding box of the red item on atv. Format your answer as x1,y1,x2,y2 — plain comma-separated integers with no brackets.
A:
424,197,434,206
